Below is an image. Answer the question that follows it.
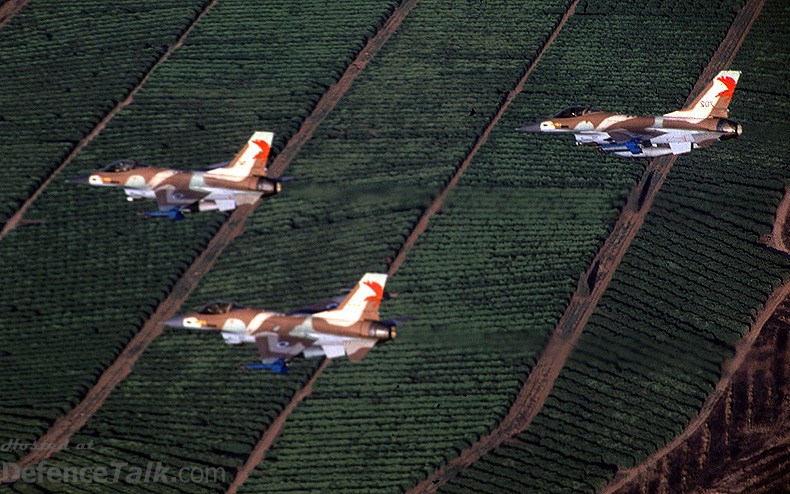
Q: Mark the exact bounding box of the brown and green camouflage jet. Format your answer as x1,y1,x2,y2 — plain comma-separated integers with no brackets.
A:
68,132,281,219
517,70,742,157
164,274,401,373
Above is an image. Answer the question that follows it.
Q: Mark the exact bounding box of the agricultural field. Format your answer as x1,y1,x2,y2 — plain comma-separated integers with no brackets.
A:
19,0,577,490
0,0,787,492
0,0,401,465
442,0,790,492
0,0,213,223
240,1,755,492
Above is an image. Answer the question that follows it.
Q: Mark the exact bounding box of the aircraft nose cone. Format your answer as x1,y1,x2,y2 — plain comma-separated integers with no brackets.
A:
163,316,184,328
66,174,90,185
515,122,542,133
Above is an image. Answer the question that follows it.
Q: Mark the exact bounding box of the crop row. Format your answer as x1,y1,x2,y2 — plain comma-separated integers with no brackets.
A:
444,0,790,491
239,0,752,492
16,0,581,491
0,0,215,224
0,0,401,467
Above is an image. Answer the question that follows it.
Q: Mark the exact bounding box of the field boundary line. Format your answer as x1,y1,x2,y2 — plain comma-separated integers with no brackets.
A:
766,185,790,253
224,360,330,494
601,277,790,493
408,0,764,491
0,0,417,483
222,1,423,490
0,0,26,28
0,0,218,239
387,0,578,276
224,0,583,488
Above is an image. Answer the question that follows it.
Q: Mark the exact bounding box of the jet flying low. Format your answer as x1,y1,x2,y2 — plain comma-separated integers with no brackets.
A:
164,273,406,373
516,70,742,158
68,132,283,219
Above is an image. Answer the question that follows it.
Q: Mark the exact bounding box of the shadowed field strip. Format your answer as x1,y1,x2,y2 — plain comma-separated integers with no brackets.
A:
601,275,790,493
409,0,765,491
0,0,26,28
0,0,417,482
0,0,219,240
221,1,581,491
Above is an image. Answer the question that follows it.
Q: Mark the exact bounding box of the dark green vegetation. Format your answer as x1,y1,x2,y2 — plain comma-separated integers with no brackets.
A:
443,1,790,492
247,1,754,492
0,0,400,466
0,0,786,493
0,0,213,224
26,0,576,491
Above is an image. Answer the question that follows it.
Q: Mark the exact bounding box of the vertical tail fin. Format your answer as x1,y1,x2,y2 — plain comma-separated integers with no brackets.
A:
206,131,273,180
314,273,387,322
664,70,741,119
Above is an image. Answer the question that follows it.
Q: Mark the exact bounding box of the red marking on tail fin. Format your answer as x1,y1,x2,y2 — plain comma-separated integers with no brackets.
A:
715,76,736,101
252,139,270,160
363,281,383,302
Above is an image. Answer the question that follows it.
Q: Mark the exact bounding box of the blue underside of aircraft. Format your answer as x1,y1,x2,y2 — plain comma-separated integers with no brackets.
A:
600,139,643,155
246,359,289,374
143,208,185,220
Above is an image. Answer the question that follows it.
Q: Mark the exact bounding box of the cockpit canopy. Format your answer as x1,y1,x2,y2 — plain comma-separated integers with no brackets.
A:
101,159,145,173
197,302,246,315
553,106,593,119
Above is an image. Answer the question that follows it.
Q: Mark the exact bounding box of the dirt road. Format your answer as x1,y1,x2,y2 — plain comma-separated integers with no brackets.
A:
409,0,765,491
0,0,416,483
221,1,588,491
0,0,26,28
0,0,219,240
603,284,790,493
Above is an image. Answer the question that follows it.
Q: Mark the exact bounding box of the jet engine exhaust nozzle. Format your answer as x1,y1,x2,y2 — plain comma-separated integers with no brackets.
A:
717,119,742,141
369,323,396,340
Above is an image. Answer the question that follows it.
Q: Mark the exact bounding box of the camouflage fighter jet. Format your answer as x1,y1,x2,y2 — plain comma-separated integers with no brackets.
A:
516,70,742,157
68,132,282,219
164,273,402,373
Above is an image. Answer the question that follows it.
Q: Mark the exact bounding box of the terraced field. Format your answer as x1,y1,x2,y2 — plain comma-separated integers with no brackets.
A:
440,1,790,492
0,0,787,492
0,0,400,465
0,0,213,224
17,0,577,490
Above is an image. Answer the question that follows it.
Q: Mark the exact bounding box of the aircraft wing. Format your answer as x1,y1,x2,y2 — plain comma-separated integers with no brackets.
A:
286,294,347,316
153,187,207,210
342,338,377,362
572,129,660,145
255,334,316,360
605,128,663,143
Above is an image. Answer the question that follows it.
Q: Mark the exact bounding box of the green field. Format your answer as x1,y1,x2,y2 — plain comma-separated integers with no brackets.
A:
0,0,214,223
443,1,790,492
0,0,400,466
0,0,786,492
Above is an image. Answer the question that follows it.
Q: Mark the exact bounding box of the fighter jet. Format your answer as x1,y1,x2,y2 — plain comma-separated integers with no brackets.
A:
164,273,402,373
516,70,742,158
68,132,282,219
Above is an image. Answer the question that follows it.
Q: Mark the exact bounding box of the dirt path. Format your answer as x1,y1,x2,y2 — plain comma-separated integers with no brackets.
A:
602,281,790,493
0,0,417,483
0,0,219,240
767,186,790,253
222,2,421,490
0,0,26,28
224,359,331,494
219,1,583,491
409,1,764,491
